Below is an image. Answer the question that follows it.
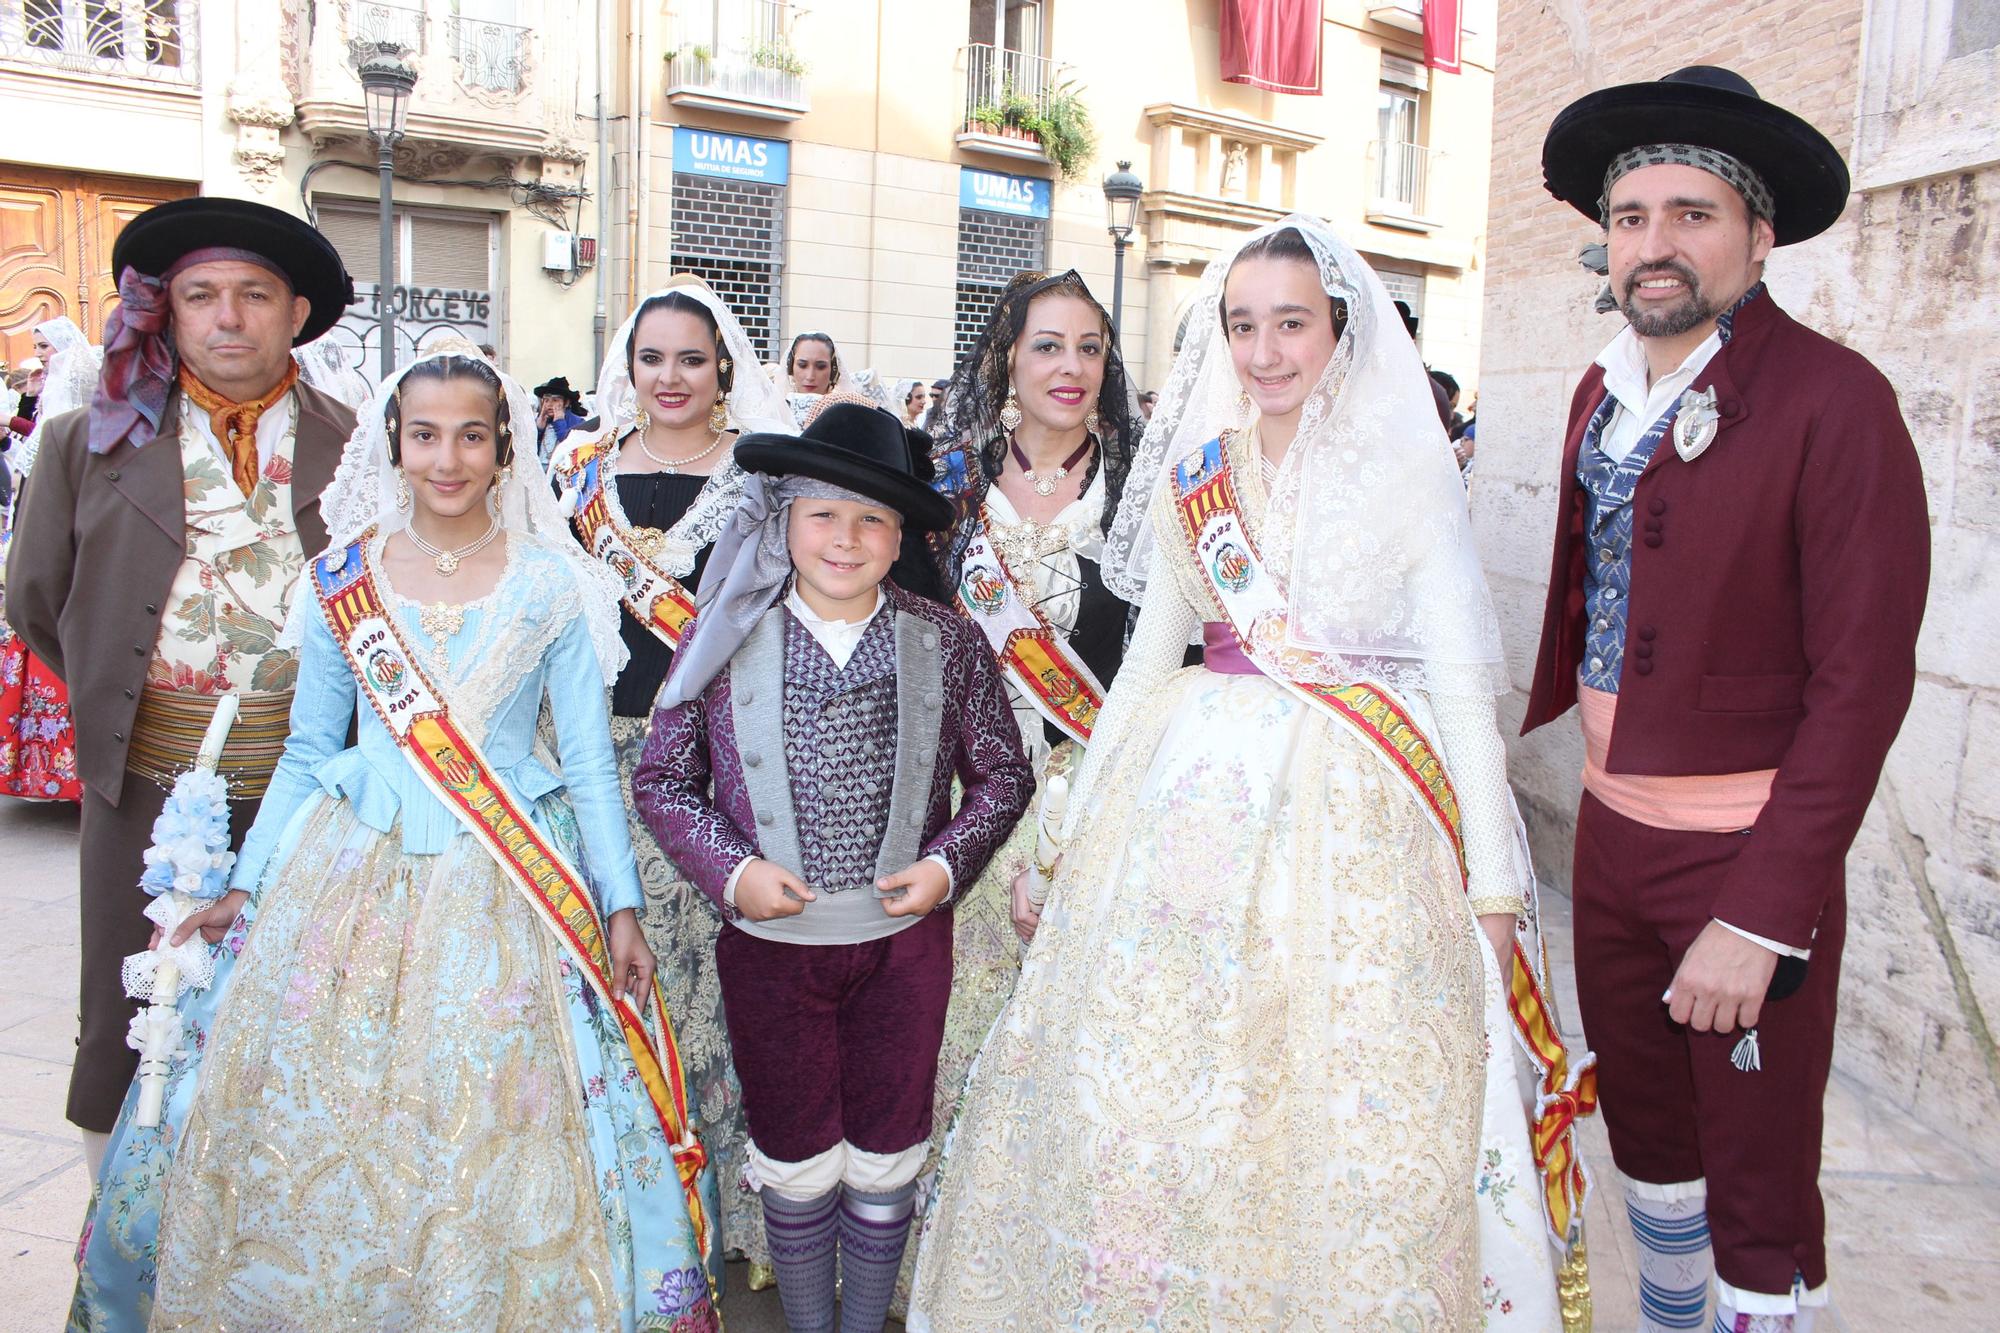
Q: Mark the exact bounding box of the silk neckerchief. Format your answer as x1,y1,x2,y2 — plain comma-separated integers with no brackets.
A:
177,359,299,498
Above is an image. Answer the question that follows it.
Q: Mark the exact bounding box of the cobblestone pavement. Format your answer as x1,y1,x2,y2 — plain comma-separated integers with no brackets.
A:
4,795,1992,1329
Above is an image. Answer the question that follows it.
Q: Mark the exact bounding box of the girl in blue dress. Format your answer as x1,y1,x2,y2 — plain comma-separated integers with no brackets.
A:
70,344,718,1332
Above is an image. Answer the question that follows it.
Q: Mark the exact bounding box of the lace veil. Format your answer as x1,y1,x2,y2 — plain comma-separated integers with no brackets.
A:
1105,214,1507,697
292,339,372,410
310,340,630,686
562,276,798,566
17,317,101,477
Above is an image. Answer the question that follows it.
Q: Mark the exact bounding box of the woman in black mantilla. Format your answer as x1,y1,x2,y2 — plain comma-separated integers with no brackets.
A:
549,274,799,1286
892,267,1143,1309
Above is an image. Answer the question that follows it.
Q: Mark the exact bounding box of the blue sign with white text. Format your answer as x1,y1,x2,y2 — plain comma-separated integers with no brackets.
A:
673,127,790,185
960,168,1051,219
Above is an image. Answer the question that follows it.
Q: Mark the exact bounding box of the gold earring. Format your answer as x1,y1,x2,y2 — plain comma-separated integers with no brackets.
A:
395,469,412,510
628,399,649,438
709,396,729,432
1084,405,1101,434
1236,390,1254,425
999,390,1023,432
488,466,510,514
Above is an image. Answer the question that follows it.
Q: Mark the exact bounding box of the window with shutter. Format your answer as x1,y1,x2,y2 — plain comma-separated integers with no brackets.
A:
314,203,498,382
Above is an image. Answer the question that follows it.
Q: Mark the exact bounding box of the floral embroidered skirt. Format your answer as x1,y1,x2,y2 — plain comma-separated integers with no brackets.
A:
70,792,718,1333
908,668,1558,1330
0,610,81,801
614,716,766,1273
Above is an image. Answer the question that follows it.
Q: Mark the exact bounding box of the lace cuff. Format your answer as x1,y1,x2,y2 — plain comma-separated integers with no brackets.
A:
1427,691,1531,913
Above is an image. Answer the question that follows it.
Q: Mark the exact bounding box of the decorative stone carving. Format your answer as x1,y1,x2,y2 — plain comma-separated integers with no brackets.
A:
1221,142,1250,198
228,2,299,192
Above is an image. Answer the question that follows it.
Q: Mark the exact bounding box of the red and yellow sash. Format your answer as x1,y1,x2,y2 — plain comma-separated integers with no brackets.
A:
556,438,699,649
955,512,1107,744
311,534,712,1261
1172,436,1597,1245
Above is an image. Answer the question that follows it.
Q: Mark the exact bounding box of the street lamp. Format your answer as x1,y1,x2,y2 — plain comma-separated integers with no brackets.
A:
1101,160,1143,349
358,45,417,379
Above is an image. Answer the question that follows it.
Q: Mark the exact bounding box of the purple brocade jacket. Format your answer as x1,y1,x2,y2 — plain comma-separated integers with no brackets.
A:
633,580,1032,945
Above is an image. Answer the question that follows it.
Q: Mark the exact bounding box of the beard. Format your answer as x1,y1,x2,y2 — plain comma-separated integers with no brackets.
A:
1618,261,1719,338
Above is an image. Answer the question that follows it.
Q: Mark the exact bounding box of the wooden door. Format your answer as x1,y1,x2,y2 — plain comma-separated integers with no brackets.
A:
0,167,193,366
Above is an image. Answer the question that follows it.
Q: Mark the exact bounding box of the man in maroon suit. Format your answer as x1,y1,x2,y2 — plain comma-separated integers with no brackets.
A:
1524,68,1929,1332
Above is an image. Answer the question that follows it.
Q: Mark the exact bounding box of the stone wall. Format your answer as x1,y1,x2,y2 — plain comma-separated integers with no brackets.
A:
1478,0,1999,1155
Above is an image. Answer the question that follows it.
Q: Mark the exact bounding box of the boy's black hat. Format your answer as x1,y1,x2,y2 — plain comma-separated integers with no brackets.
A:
735,401,952,531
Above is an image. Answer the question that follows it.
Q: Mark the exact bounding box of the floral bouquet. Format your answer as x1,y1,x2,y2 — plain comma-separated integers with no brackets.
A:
119,693,240,1126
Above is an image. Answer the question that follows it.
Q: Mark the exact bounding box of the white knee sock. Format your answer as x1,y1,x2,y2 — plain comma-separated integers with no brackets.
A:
1627,1178,1713,1332
80,1129,110,1183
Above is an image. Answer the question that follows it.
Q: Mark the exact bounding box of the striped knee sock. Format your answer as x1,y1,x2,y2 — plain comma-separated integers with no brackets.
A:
1628,1181,1714,1332
763,1185,841,1333
836,1180,917,1333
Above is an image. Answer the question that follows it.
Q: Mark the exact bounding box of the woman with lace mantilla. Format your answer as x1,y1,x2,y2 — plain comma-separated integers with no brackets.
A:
551,275,799,1285
72,346,717,1330
894,269,1142,1309
910,220,1587,1329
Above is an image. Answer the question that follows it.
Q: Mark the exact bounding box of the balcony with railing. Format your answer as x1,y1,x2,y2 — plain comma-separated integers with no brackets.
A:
450,13,528,95
664,1,808,121
1367,138,1440,231
957,43,1064,164
351,1,426,55
1,0,198,85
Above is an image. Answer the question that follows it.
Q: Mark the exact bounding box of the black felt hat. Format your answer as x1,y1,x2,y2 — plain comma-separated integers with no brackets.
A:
110,197,356,345
734,401,953,531
533,375,584,411
1542,66,1850,246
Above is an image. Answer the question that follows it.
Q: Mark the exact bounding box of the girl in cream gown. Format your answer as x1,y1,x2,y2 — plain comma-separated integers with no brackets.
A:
909,218,1586,1330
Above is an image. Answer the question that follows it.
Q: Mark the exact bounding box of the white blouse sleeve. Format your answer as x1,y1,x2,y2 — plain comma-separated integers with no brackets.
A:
1427,690,1528,918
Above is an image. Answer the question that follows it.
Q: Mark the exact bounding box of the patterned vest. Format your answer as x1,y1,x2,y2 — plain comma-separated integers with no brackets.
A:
148,400,306,696
782,608,900,894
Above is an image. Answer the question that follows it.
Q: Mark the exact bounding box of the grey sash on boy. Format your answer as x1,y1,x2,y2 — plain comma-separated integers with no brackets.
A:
729,601,943,944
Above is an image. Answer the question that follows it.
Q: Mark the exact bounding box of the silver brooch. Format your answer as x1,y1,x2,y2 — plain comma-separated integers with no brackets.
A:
1673,386,1721,462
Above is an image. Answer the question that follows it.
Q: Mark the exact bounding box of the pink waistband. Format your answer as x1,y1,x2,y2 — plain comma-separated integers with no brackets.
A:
1578,685,1775,832
1202,623,1263,676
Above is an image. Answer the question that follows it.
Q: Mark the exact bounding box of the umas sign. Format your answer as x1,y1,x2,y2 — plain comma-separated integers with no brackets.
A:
960,168,1051,220
673,128,790,185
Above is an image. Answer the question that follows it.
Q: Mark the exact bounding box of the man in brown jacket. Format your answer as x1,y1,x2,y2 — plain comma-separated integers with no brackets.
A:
5,198,357,1170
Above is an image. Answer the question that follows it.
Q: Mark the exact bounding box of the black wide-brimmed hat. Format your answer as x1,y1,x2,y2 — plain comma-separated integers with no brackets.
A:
735,401,952,531
1542,66,1850,246
111,197,356,344
533,375,584,410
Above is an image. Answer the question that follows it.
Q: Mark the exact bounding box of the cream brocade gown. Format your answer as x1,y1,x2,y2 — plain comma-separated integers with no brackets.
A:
908,431,1559,1330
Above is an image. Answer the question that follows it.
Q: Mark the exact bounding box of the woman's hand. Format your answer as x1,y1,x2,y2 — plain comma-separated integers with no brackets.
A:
608,907,656,1006
1009,865,1045,944
161,889,251,949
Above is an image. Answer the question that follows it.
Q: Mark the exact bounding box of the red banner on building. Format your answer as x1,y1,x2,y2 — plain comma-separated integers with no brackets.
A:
1219,0,1324,96
1424,0,1464,74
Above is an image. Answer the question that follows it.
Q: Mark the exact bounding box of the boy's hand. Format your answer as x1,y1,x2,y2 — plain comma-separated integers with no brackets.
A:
877,859,950,918
736,859,815,921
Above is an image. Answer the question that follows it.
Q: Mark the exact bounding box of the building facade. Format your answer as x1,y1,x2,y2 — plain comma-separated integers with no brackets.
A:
1,0,607,388
606,0,1500,394
1475,0,2000,1152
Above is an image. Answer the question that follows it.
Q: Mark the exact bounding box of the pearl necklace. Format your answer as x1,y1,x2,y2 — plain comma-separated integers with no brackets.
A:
1009,432,1094,498
636,421,725,473
407,516,501,576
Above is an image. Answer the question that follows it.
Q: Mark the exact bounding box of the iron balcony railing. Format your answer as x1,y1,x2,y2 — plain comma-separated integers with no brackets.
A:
1370,138,1435,216
2,0,198,84
352,0,426,55
450,13,529,94
665,1,808,114
960,42,1058,138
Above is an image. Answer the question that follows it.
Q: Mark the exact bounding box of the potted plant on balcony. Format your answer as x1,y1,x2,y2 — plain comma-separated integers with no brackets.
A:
1027,82,1096,181
999,89,1039,142
966,102,1006,135
750,39,806,77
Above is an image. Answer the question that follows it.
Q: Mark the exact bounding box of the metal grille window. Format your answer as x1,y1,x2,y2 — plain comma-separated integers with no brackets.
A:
954,206,1047,361
316,203,498,380
10,0,195,83
669,173,785,361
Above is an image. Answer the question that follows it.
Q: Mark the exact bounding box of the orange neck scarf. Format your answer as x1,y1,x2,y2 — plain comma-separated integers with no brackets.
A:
177,360,299,498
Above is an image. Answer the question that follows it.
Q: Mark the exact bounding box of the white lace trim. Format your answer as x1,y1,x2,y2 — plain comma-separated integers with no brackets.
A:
581,428,748,580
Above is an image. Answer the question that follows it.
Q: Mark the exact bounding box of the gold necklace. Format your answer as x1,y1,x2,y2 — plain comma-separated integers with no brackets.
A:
406,517,501,576
635,420,725,473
